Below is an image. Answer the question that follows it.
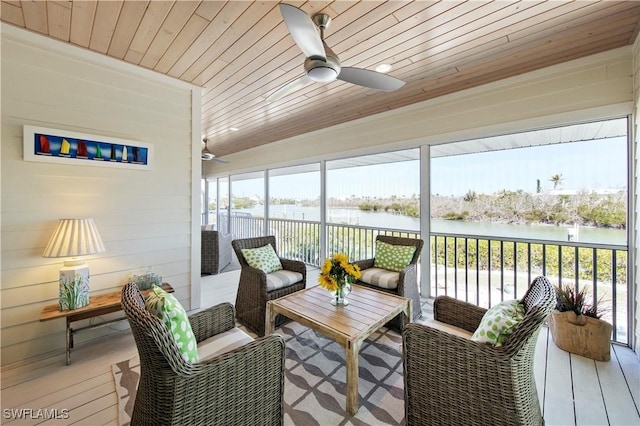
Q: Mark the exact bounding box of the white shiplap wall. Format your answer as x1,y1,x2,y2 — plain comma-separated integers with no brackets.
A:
0,25,201,366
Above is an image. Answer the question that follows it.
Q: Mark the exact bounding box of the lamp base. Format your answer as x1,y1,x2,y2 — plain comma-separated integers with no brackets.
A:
58,262,90,311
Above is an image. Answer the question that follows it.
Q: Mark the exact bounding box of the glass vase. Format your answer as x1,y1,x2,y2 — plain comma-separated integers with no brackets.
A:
331,280,351,306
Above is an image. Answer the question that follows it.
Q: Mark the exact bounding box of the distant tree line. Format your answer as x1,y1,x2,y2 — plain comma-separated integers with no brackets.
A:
432,190,626,229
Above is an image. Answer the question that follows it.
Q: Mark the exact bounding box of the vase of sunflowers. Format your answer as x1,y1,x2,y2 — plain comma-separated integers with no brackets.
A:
318,252,361,306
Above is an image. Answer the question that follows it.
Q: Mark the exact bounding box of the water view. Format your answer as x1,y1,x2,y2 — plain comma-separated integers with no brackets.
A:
231,205,626,246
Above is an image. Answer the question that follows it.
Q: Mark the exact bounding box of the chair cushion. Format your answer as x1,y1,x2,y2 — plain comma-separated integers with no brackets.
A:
266,270,303,291
471,299,525,346
198,327,254,362
241,244,283,273
374,240,416,272
359,267,400,289
145,286,199,363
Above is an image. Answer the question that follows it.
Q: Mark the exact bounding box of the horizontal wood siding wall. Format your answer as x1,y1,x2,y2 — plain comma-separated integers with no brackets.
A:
0,27,196,366
208,47,634,175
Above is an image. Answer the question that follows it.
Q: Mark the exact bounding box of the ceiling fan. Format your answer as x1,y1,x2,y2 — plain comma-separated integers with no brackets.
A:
201,138,229,162
267,3,406,103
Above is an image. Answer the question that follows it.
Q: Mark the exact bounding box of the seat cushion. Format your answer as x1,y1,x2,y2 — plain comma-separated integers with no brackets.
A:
359,267,400,289
145,286,199,363
374,240,416,272
241,244,283,273
422,318,474,339
266,270,303,291
198,327,254,362
471,299,525,346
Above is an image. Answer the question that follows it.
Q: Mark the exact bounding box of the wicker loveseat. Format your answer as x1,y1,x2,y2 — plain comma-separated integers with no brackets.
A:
402,276,555,426
232,236,306,336
121,282,285,426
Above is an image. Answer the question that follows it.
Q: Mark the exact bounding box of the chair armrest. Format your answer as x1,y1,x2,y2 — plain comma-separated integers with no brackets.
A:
354,258,375,270
189,302,236,343
433,296,487,333
280,258,306,275
403,322,505,366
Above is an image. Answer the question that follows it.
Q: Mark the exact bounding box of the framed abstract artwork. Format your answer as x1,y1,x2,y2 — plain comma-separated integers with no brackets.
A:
23,125,153,170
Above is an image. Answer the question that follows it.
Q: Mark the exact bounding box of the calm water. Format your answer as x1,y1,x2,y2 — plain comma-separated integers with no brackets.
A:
233,205,626,246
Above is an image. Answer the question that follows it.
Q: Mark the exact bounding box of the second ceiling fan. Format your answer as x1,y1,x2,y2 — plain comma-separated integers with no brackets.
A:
267,3,406,103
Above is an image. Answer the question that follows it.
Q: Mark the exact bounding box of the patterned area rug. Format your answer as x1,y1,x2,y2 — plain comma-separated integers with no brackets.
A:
112,321,405,426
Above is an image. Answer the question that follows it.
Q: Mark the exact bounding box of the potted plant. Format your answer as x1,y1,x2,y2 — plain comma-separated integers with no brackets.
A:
547,284,612,361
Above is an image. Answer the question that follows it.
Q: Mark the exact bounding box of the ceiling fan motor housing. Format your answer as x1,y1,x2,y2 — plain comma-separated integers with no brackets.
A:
304,44,341,82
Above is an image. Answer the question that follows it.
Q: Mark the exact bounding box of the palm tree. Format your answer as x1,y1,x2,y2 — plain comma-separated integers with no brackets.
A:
550,173,564,190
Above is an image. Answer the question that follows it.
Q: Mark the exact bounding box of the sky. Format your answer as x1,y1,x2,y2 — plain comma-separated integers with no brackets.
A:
226,136,627,200
432,137,627,196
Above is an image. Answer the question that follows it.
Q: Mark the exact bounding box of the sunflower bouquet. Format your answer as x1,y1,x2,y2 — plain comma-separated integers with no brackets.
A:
318,252,361,299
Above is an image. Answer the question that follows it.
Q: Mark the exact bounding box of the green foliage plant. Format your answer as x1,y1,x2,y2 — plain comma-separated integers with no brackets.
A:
554,284,605,319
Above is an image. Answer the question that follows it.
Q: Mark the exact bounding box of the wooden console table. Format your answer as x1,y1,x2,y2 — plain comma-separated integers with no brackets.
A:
40,283,173,365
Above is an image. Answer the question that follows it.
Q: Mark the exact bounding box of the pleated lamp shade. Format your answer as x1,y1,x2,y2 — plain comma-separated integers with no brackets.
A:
43,218,105,259
43,218,105,311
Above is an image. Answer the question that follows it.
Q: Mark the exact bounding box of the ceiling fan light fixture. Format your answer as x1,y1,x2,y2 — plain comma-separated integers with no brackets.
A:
307,66,337,82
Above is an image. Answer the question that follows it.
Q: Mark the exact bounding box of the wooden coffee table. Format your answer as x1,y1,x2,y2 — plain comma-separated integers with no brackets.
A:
265,284,411,415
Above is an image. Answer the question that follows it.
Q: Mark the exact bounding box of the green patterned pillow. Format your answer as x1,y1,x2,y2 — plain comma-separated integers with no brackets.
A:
241,244,283,274
145,286,199,363
373,240,416,272
471,299,525,346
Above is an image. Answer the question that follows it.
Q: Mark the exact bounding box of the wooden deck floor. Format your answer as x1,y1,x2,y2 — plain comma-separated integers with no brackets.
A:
1,269,638,425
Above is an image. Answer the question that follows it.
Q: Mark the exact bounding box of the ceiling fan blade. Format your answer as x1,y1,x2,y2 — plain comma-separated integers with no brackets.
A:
201,139,230,162
266,75,310,103
280,3,326,60
337,67,406,91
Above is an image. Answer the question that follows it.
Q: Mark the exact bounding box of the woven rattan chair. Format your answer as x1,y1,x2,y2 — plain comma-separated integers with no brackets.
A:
121,282,285,426
354,235,424,331
201,229,233,274
403,276,555,426
232,236,307,336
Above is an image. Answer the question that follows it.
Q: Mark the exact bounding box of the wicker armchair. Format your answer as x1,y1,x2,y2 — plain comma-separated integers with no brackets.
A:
201,229,233,274
354,235,424,331
402,276,555,426
232,236,307,336
121,282,285,426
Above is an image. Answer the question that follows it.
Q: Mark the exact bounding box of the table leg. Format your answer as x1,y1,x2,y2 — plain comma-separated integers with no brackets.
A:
404,299,412,326
66,318,72,366
346,340,362,415
265,301,276,336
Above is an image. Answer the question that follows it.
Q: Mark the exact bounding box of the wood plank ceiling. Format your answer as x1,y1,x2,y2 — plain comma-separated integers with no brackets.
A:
2,1,640,158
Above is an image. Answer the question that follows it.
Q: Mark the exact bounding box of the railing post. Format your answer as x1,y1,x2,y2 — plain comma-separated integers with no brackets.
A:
420,145,431,298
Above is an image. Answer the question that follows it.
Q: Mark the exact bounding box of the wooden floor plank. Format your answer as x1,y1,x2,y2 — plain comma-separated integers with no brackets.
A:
571,353,608,425
542,338,576,425
613,344,640,413
597,349,640,426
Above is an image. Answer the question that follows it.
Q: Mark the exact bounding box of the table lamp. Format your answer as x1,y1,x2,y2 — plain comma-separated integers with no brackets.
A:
42,218,105,311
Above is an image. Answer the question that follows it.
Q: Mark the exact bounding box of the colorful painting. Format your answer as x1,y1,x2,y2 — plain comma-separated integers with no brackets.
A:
23,125,153,170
